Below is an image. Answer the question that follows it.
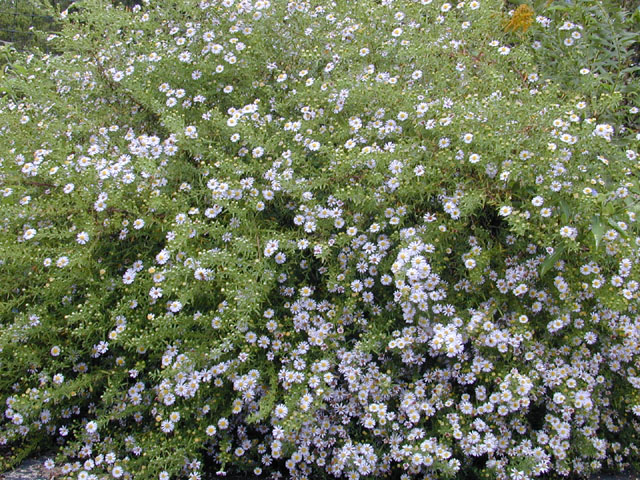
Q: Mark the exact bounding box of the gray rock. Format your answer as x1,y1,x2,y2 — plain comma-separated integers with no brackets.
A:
0,458,50,480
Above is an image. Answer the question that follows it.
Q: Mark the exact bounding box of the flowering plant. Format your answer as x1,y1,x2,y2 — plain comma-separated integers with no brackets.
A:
0,0,639,479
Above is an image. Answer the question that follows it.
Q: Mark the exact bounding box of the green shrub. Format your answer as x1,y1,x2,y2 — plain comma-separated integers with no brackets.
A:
0,0,639,479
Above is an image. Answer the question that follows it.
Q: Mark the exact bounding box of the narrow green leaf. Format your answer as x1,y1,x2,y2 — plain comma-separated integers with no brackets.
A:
621,65,640,74
607,217,629,237
540,246,564,278
559,200,571,223
11,64,27,76
591,215,605,250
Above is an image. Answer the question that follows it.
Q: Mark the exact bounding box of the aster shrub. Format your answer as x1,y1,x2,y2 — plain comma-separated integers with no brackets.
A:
1,0,639,479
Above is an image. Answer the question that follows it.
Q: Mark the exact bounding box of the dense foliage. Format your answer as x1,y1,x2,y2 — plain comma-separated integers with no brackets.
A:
522,0,639,134
0,0,64,51
0,0,639,479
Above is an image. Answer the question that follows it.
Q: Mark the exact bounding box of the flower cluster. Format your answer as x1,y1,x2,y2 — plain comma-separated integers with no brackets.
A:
0,0,638,479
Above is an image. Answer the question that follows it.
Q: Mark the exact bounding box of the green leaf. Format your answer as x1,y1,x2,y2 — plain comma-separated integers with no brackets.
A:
559,200,571,223
622,65,640,75
540,246,564,278
607,217,628,237
10,63,27,76
591,215,606,250
246,373,277,424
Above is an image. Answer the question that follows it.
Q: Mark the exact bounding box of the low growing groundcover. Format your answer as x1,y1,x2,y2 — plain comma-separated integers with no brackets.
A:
0,0,639,479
